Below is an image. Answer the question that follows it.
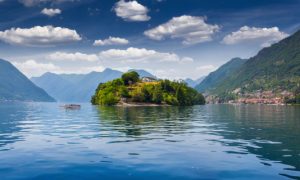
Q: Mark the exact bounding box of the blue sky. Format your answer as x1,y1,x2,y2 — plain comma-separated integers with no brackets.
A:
0,0,299,79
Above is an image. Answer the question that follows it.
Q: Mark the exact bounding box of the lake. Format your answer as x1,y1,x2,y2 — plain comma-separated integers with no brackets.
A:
0,103,300,179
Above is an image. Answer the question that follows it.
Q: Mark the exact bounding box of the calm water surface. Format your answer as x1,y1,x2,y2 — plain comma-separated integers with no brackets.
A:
0,103,300,179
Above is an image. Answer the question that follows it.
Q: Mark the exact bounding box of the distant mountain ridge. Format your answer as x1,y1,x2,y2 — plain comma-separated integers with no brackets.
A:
195,58,247,92
31,69,157,102
185,77,206,88
0,59,55,102
202,29,300,96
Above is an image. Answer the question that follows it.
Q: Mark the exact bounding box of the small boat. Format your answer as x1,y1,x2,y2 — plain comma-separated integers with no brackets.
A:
61,104,81,109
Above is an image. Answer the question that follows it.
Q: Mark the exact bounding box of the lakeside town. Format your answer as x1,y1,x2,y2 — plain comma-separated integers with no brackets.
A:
206,90,296,105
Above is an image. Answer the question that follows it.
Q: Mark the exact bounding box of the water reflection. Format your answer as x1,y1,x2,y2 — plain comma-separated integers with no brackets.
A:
96,106,196,137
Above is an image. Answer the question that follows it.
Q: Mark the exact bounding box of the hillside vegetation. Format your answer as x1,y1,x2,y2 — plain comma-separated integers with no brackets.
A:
215,30,300,94
91,71,205,106
195,58,247,92
197,30,300,103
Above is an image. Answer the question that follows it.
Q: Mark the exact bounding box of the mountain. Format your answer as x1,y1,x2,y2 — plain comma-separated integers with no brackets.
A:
128,69,156,78
0,59,55,102
185,76,206,88
195,58,247,93
31,68,123,102
30,72,75,102
59,74,85,84
31,68,156,102
213,29,300,95
68,69,123,102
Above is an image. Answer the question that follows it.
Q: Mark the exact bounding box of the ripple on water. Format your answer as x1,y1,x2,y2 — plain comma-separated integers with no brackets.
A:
0,103,299,179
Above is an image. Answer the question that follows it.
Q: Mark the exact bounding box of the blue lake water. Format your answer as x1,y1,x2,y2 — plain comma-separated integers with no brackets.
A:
0,103,300,179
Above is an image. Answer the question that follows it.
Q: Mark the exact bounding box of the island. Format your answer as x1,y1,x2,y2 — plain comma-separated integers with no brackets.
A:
91,71,205,106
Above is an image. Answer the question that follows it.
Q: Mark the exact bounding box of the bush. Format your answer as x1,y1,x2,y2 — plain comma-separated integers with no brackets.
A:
99,92,119,105
152,86,163,104
120,86,130,98
194,93,206,104
164,94,179,105
131,88,145,102
176,86,185,105
142,87,152,102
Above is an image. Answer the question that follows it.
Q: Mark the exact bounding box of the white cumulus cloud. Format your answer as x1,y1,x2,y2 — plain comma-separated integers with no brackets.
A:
13,60,61,77
41,8,61,17
48,52,99,62
196,65,216,71
114,0,150,22
222,26,289,47
13,59,105,77
93,36,129,46
0,26,81,46
144,15,220,45
181,57,194,63
11,47,214,79
98,47,194,63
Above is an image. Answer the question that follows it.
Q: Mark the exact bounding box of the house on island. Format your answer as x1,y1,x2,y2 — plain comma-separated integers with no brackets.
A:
141,76,157,82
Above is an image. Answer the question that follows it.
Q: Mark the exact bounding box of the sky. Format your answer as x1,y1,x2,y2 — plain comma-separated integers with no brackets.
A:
0,0,299,79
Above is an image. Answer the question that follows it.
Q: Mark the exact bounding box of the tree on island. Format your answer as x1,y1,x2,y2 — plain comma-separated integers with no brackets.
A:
121,71,139,85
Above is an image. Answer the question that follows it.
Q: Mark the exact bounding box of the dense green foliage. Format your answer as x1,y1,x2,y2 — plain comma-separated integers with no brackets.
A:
0,59,55,102
121,71,140,85
207,30,300,96
195,58,247,93
91,79,124,105
91,72,205,106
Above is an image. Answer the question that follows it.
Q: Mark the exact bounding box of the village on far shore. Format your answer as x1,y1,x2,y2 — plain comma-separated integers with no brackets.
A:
206,90,297,105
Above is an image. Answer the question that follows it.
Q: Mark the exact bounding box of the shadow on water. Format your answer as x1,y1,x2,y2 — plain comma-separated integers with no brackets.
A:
96,106,197,137
204,104,300,179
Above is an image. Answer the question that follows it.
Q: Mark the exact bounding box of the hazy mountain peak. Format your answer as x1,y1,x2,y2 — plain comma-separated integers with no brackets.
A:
185,76,206,88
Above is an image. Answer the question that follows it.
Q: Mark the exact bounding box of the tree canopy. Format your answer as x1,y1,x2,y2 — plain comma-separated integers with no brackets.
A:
121,71,139,85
